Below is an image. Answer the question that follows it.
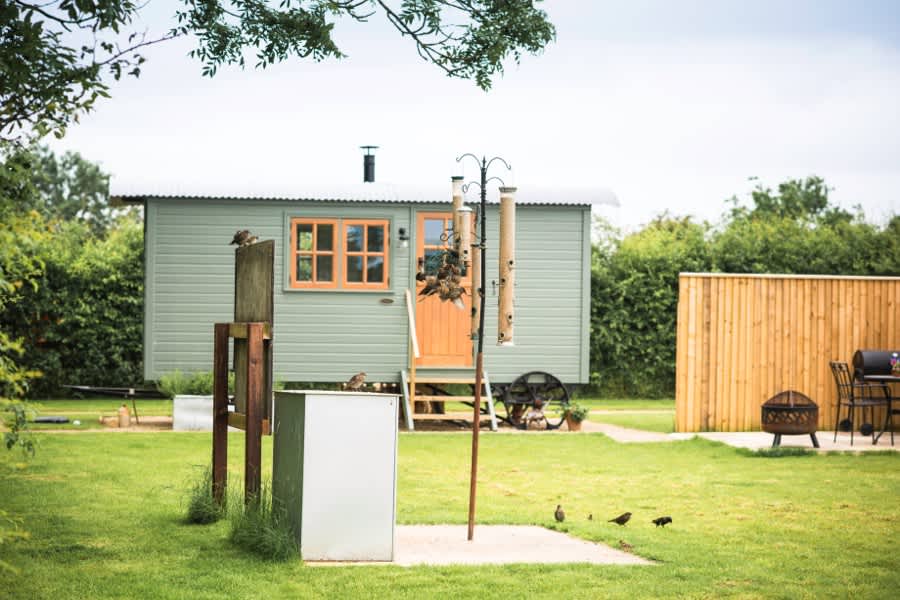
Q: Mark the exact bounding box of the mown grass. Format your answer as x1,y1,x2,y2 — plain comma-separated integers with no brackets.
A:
1,431,897,599
575,398,675,411
589,412,675,433
20,399,172,430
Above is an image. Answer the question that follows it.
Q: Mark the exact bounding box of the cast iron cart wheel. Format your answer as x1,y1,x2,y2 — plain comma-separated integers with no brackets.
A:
503,371,570,430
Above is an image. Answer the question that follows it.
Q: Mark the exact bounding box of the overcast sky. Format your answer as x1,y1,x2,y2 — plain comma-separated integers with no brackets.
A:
48,0,900,229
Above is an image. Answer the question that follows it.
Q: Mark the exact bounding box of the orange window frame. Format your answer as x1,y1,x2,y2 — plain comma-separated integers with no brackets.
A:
342,219,390,290
289,218,338,289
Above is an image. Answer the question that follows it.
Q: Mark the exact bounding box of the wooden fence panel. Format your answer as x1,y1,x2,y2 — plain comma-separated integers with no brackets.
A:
675,274,900,432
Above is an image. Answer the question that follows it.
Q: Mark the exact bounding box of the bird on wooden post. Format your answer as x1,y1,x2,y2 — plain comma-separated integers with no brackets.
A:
609,512,632,526
230,230,258,247
554,505,565,523
346,372,366,391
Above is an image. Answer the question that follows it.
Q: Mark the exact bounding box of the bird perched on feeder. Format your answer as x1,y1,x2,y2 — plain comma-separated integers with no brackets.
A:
609,512,632,526
230,230,258,247
554,505,565,523
345,372,366,391
652,516,672,527
419,275,440,297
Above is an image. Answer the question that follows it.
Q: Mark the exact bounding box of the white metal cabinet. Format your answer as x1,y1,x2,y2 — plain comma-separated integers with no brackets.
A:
272,390,399,561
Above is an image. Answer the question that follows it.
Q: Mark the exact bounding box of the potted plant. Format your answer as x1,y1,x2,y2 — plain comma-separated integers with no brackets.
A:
563,401,589,432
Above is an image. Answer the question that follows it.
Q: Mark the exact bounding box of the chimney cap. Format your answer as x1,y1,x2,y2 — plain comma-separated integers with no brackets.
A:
360,145,379,155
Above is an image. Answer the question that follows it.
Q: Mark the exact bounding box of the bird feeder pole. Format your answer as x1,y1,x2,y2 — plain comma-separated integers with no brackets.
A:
456,153,511,541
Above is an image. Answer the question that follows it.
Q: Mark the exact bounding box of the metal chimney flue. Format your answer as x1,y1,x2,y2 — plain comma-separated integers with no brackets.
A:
360,145,378,183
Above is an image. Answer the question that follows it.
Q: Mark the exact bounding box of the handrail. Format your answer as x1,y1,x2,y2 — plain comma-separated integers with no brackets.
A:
405,289,420,359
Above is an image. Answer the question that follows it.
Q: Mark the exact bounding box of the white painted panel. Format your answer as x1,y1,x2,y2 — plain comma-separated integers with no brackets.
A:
300,392,398,561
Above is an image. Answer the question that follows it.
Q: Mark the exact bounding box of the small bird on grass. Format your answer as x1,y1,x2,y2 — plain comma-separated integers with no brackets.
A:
618,540,633,553
588,513,593,521
652,516,672,527
609,512,632,526
554,505,565,523
345,372,366,391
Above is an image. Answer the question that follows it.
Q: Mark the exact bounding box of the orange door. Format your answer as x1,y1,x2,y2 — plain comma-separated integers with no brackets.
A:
415,212,473,367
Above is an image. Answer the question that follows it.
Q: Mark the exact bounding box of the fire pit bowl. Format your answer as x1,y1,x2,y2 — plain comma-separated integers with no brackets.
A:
761,390,819,448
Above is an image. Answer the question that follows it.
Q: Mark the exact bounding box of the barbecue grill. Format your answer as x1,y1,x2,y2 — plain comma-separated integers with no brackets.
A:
761,390,819,448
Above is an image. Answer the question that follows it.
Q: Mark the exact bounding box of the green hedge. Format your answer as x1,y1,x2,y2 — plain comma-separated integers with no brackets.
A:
1,219,143,398
589,210,899,398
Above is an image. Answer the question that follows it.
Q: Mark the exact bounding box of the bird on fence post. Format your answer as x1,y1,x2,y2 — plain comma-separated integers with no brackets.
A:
554,505,565,523
230,230,258,247
609,512,632,526
345,372,366,391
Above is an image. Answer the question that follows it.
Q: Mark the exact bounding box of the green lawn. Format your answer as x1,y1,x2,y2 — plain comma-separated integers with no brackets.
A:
1,431,897,599
575,398,675,411
588,412,675,433
22,398,172,430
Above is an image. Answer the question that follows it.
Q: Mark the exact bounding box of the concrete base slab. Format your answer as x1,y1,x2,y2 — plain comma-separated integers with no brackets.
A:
306,525,652,567
669,430,897,452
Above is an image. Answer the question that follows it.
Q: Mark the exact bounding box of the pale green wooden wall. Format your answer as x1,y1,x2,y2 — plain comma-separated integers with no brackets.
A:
143,197,591,384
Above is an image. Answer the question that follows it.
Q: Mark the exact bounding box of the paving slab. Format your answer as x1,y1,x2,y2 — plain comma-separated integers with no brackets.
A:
306,525,653,567
669,430,898,452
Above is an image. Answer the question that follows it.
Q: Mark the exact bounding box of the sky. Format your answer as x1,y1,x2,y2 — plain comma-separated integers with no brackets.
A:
47,0,900,229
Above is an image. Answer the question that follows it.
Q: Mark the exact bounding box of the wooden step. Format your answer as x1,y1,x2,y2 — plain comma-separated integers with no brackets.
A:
413,395,482,403
410,377,478,385
412,412,489,421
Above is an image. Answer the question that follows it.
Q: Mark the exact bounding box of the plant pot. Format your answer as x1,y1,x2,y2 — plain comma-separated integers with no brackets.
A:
565,414,583,432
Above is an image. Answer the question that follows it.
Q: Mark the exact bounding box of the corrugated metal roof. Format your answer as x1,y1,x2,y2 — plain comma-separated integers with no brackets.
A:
110,181,618,207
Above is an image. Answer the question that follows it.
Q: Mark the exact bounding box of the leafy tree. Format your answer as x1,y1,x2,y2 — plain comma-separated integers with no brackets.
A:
1,0,555,143
1,143,130,235
30,145,121,235
727,176,854,223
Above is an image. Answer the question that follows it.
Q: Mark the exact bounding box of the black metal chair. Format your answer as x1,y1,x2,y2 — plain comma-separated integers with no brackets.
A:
829,361,891,445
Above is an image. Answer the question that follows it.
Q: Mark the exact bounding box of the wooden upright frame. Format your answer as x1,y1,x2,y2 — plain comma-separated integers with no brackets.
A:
212,240,275,505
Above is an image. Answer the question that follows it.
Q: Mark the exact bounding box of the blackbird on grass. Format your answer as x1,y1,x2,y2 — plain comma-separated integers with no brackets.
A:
652,516,672,527
609,512,632,526
554,505,565,523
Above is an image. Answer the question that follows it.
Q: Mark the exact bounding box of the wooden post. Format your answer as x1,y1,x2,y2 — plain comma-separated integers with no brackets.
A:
245,322,264,502
498,187,516,345
212,323,230,505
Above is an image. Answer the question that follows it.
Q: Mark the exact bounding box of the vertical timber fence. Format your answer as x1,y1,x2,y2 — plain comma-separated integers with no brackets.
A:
675,273,900,433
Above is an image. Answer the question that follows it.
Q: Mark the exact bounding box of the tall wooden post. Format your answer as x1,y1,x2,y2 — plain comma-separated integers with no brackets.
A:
212,323,230,505
245,322,264,501
498,187,516,346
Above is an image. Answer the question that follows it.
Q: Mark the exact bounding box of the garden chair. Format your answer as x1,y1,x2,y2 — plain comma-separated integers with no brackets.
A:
829,361,891,445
